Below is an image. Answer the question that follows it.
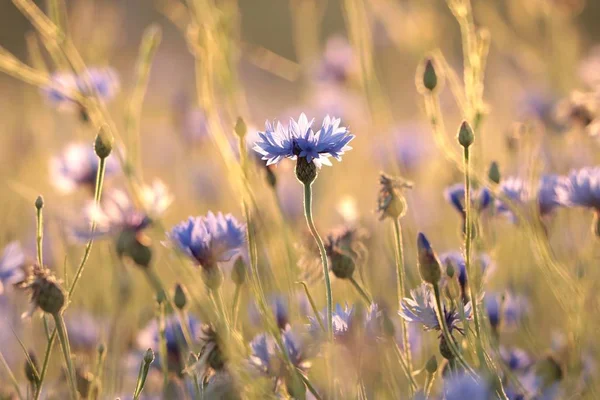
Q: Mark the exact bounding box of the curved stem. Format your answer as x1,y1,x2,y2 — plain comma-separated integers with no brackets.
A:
349,276,372,305
302,183,333,340
231,284,242,329
53,313,78,399
297,281,325,332
391,341,417,393
392,218,413,375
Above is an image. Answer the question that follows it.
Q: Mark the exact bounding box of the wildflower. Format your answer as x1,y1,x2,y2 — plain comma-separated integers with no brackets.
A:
308,303,354,341
373,124,434,171
0,242,25,295
42,68,120,112
249,328,310,377
249,295,292,331
377,173,413,220
500,347,533,371
399,283,471,334
439,251,493,299
444,183,492,216
315,35,358,84
496,175,566,220
555,167,600,209
167,212,245,269
50,142,119,194
137,314,202,372
444,373,491,400
64,311,104,353
17,265,65,317
554,90,596,131
416,233,441,285
252,113,354,171
485,291,530,332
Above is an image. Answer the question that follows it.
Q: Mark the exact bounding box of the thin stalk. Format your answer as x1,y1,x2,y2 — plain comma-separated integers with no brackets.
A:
231,284,242,329
392,218,413,374
297,281,325,332
53,313,78,399
391,341,418,393
424,371,436,399
297,370,323,400
302,183,332,340
432,284,476,376
463,146,485,366
88,345,106,400
0,351,24,400
157,302,169,395
348,276,372,304
133,353,153,400
36,202,43,266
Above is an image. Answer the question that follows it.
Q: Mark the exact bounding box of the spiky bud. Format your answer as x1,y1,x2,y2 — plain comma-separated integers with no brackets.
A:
295,157,317,185
94,132,113,159
425,355,438,374
457,121,474,148
439,336,454,360
422,59,438,92
35,196,44,210
173,283,188,310
230,256,246,286
417,233,441,285
488,161,501,184
18,266,65,315
330,252,356,279
202,264,224,290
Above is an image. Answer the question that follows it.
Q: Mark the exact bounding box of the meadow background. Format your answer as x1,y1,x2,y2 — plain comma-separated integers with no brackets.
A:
0,0,600,399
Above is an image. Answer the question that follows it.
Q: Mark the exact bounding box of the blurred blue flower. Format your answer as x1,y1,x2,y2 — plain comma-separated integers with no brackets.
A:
75,181,172,240
444,183,492,216
50,142,119,194
496,175,566,219
248,294,291,331
42,67,120,111
65,311,104,352
309,303,354,341
500,347,532,371
555,167,600,209
374,123,434,172
399,283,471,334
315,35,357,84
485,291,530,331
167,212,245,269
444,373,491,400
253,113,354,168
0,241,25,295
250,328,310,377
439,251,493,291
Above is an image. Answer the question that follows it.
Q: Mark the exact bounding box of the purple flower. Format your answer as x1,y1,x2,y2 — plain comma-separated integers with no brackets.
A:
444,183,492,216
439,251,493,292
50,142,119,193
249,328,310,377
167,212,246,269
496,175,566,219
42,67,120,111
485,291,530,331
0,242,25,295
444,373,491,400
555,167,600,209
64,311,104,352
315,35,357,84
500,347,533,371
253,113,354,168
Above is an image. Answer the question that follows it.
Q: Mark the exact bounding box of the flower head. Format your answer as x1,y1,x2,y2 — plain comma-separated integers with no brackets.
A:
496,175,566,219
315,35,357,84
249,328,310,377
17,265,65,317
555,167,600,209
167,212,246,269
444,373,491,400
253,113,354,168
65,311,104,352
0,242,25,295
485,291,530,332
444,183,492,216
50,142,119,193
439,251,493,295
377,173,413,220
500,347,533,371
42,67,120,111
400,283,471,334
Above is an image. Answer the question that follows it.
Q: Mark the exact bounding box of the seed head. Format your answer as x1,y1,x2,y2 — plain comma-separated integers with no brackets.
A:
18,265,66,316
377,173,413,220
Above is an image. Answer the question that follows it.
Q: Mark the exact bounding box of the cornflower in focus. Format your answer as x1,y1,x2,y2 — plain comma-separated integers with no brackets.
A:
50,142,119,194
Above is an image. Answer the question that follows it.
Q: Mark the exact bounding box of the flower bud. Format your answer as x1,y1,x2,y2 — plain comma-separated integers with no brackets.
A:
417,233,441,285
94,132,113,159
422,59,438,92
234,117,247,139
439,336,454,360
382,310,396,338
35,196,44,210
457,121,474,148
330,252,356,279
97,343,106,357
144,348,155,365
202,264,224,290
24,352,39,385
173,283,188,310
295,157,317,185
488,161,501,184
128,238,153,268
425,355,438,374
36,277,66,315
230,256,246,286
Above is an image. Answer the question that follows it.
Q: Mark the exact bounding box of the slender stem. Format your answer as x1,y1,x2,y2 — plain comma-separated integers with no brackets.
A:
88,345,106,400
53,313,78,399
297,370,323,400
432,284,476,376
392,219,413,376
36,205,43,266
302,183,333,340
425,371,436,399
297,281,325,332
157,302,169,395
391,341,417,393
133,354,153,400
0,351,24,400
231,284,242,329
349,276,372,304
463,146,485,366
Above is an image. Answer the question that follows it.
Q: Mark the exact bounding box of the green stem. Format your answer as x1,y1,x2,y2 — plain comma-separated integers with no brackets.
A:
88,345,106,400
463,146,485,366
157,302,169,395
391,341,417,393
432,284,476,376
36,205,43,266
231,284,242,329
392,218,413,376
53,313,78,399
297,370,323,400
424,371,435,399
349,276,372,304
297,281,325,332
302,183,333,340
133,354,153,399
0,351,24,400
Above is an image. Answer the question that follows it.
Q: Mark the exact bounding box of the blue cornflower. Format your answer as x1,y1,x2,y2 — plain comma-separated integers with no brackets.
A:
253,113,354,168
248,294,291,331
444,183,493,216
167,212,245,269
444,373,491,400
555,167,600,209
65,311,104,352
249,328,310,377
400,283,471,334
42,67,120,111
315,35,357,84
500,347,532,371
308,303,354,340
496,175,566,219
50,142,119,194
485,291,530,332
0,242,25,295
